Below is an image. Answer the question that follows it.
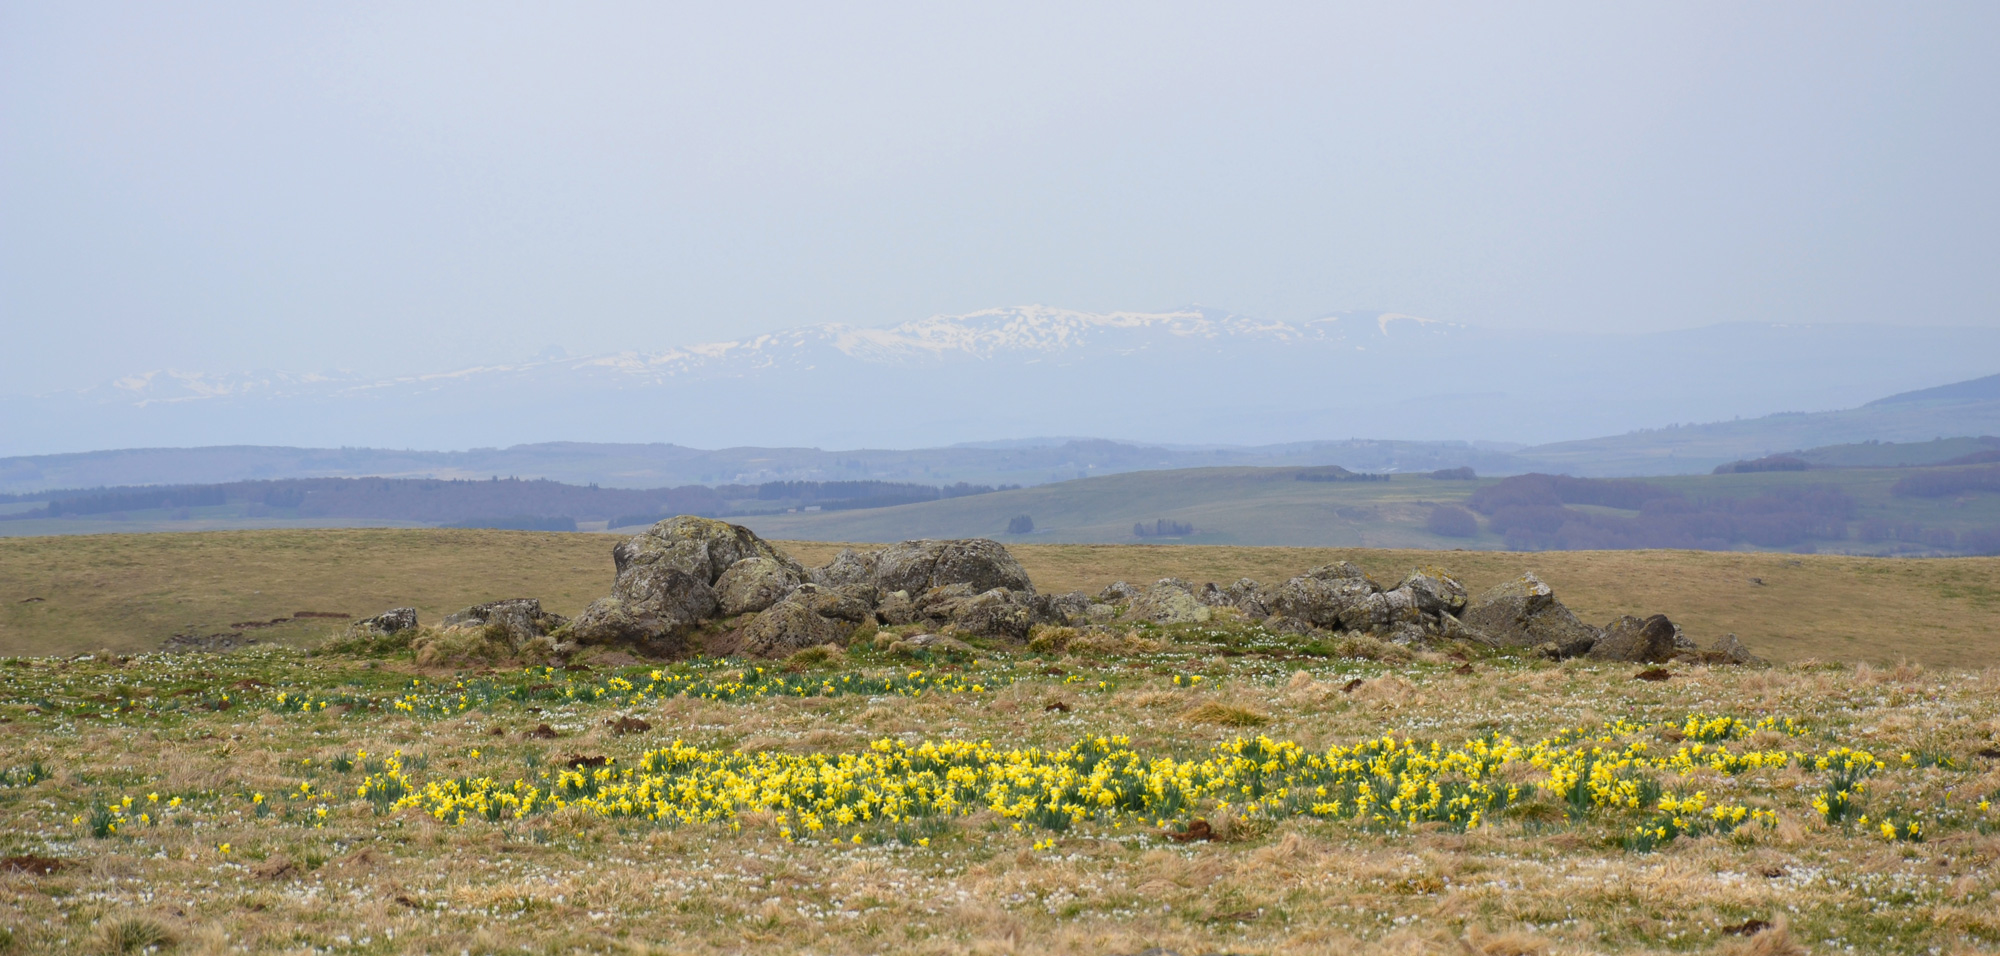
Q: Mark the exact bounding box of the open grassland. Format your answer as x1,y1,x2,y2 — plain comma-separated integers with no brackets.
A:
7,529,1996,666
3,640,2000,954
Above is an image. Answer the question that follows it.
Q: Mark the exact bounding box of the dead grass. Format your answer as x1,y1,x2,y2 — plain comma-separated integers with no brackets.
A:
6,530,1998,665
3,644,1999,954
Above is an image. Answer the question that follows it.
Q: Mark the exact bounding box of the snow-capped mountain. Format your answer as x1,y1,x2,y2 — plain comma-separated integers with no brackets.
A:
8,307,2000,456
82,306,1456,405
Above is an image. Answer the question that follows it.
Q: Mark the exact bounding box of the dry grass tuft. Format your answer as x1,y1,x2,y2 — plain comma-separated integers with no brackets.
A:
1729,917,1808,956
1182,701,1270,727
1458,926,1550,956
94,915,174,954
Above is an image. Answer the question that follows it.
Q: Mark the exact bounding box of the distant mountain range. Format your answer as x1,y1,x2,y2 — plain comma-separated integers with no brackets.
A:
6,306,2000,456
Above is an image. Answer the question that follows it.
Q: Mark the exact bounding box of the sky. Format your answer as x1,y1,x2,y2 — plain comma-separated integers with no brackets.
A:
3,1,1998,395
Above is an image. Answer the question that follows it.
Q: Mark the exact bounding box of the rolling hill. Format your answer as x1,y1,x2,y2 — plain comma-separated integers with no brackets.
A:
735,462,2000,556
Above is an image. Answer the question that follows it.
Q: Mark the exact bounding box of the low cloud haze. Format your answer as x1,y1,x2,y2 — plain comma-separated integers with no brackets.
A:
3,2,1997,404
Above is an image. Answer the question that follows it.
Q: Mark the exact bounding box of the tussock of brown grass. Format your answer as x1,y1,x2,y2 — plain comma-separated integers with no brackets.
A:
1726,917,1808,956
1458,926,1550,956
1182,701,1270,727
1349,674,1422,709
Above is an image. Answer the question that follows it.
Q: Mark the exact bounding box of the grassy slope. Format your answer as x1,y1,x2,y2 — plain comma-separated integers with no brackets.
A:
1510,399,2000,475
737,464,2000,553
5,529,1998,666
0,530,622,658
736,467,1489,548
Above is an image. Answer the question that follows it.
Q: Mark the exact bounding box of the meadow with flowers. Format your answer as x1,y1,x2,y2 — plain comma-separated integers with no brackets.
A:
3,622,1999,956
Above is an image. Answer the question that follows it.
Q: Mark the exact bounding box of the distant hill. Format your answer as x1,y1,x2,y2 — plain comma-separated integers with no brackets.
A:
0,439,1523,496
738,462,2000,557
1508,398,2000,476
8,368,2000,493
1866,372,2000,406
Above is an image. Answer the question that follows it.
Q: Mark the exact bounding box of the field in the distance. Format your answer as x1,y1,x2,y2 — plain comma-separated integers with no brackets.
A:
3,529,1998,665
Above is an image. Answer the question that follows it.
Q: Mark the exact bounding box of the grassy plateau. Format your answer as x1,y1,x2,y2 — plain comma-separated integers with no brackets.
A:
4,530,1998,665
2,529,1999,954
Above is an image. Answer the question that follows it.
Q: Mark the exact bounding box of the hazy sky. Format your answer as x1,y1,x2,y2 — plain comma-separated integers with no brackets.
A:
4,2,1997,394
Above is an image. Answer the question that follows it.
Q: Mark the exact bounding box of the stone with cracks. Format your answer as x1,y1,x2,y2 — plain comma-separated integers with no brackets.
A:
612,516,802,586
734,594,846,658
1395,569,1469,617
873,539,1033,596
442,599,566,645
1344,586,1428,639
353,607,418,635
1588,614,1682,663
1127,579,1213,625
1222,578,1271,618
713,557,804,617
1461,573,1600,656
914,585,1042,639
876,590,917,626
782,583,876,624
809,548,878,589
1036,592,1093,627
1270,563,1380,629
567,568,717,655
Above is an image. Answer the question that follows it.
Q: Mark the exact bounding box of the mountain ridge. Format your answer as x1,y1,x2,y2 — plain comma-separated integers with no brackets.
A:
8,307,2000,456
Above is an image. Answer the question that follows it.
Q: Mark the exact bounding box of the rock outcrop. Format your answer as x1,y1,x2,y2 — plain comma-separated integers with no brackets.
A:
1270,563,1381,630
569,516,787,653
566,567,717,654
808,548,878,589
612,515,804,584
353,607,418,635
1460,573,1600,657
489,513,1765,667
1588,614,1681,664
1127,579,1213,625
442,599,567,645
713,557,805,616
733,590,847,657
873,538,1034,595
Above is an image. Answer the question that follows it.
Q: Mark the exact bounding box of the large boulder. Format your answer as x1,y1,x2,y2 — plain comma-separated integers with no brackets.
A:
442,599,566,644
1270,563,1380,629
567,568,718,654
1461,573,1600,657
1395,568,1469,617
569,516,794,654
1588,614,1682,663
1343,586,1427,639
874,539,1033,596
734,593,847,657
1127,579,1213,625
1222,578,1272,618
612,516,802,586
1035,591,1094,627
876,589,918,626
809,548,879,589
713,557,805,616
783,583,877,623
909,585,1045,639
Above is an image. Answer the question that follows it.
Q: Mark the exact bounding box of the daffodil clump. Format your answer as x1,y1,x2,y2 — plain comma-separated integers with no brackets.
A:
213,712,1833,849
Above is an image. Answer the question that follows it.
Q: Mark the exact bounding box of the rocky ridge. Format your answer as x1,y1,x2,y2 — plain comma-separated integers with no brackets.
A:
353,515,1762,665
